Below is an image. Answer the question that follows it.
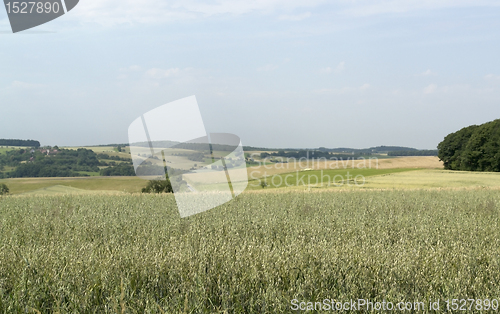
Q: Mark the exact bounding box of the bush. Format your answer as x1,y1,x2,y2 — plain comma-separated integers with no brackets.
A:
100,163,136,176
142,179,173,193
0,183,9,195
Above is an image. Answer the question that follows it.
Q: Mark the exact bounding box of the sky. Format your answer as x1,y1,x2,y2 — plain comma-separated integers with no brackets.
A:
1,0,500,149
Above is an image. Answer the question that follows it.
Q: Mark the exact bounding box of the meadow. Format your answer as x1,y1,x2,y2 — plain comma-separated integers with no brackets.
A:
0,189,499,313
0,147,29,155
247,168,417,190
0,177,145,195
1,158,500,195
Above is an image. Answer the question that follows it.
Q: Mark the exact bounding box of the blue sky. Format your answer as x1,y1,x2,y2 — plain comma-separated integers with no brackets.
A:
1,0,500,149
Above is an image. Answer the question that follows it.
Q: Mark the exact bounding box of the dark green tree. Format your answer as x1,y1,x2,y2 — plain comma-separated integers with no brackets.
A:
0,183,9,195
438,119,500,172
438,124,478,170
142,179,173,193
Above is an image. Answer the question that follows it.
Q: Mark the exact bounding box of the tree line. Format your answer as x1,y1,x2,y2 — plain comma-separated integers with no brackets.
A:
388,150,438,156
260,150,371,160
0,147,138,178
5,148,100,178
0,139,40,148
438,119,500,171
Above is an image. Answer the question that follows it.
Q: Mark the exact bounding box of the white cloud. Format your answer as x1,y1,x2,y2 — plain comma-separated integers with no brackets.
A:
145,67,181,79
278,12,311,21
0,80,48,97
73,0,325,26
313,83,370,94
423,84,437,94
127,65,142,71
65,0,500,27
313,87,354,94
335,61,345,73
320,67,332,74
420,69,437,76
117,65,143,79
339,0,500,17
5,80,46,90
484,74,500,80
115,66,197,84
321,61,345,74
257,64,278,72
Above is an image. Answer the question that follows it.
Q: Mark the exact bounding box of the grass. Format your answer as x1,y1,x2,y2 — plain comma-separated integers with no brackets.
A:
246,167,417,190
245,156,442,180
99,159,130,164
19,185,124,195
75,171,101,177
362,169,500,190
63,146,117,153
0,189,499,312
2,167,500,195
64,146,132,160
0,176,146,195
0,146,29,155
0,166,15,174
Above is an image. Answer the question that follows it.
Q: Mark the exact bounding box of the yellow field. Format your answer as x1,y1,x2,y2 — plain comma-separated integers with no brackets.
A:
64,146,132,159
246,156,442,178
64,146,116,152
362,169,500,189
2,156,499,196
0,176,145,194
18,185,126,196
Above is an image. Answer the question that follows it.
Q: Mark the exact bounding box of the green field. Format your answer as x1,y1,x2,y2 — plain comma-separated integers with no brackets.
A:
64,146,132,160
63,146,118,153
247,168,418,190
363,169,500,189
19,185,125,195
2,168,500,195
0,176,146,195
0,146,28,155
0,190,498,312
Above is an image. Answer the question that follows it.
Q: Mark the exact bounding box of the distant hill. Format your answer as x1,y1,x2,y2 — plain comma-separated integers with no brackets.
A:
245,145,422,153
388,150,438,157
370,146,418,152
0,139,40,148
315,146,426,155
110,143,430,155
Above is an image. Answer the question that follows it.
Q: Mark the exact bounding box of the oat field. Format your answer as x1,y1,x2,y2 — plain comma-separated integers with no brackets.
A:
0,189,499,313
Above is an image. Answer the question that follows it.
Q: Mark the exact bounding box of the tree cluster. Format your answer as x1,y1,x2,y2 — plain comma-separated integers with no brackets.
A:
2,148,101,178
0,183,8,195
388,150,438,156
0,139,40,148
141,179,173,193
438,119,500,171
0,146,144,178
260,150,370,160
100,163,136,176
96,153,130,161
